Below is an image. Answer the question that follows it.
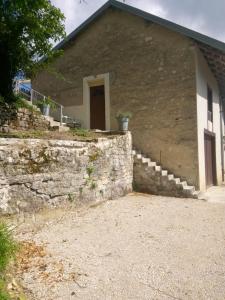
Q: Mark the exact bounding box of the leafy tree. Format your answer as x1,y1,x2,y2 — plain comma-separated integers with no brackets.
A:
0,0,66,103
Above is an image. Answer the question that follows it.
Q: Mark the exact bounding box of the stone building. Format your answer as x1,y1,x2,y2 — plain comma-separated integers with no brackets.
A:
33,0,225,192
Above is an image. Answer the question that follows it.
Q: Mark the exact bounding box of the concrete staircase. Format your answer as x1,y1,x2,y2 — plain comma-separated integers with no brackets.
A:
44,116,69,132
133,150,199,199
24,100,69,132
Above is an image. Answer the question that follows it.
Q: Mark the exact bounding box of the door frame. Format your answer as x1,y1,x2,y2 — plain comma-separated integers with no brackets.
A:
204,129,217,187
83,73,110,130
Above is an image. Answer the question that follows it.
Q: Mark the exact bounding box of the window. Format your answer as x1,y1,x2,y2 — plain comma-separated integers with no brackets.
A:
207,85,213,122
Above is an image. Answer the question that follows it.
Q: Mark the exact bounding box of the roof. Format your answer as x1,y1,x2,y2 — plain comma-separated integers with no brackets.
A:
54,0,225,98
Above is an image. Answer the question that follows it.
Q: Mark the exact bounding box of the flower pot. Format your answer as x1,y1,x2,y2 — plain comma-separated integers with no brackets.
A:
118,117,129,131
41,104,50,116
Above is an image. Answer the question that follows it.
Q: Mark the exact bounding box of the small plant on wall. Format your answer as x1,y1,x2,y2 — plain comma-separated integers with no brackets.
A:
116,111,132,131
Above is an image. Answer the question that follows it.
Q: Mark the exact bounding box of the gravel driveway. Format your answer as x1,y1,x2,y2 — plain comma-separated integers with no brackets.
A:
16,194,225,300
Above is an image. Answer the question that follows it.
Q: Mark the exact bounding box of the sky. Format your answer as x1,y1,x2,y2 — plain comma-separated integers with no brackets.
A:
51,0,225,43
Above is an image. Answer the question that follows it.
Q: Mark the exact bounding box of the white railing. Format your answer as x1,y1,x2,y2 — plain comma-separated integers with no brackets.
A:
14,80,64,125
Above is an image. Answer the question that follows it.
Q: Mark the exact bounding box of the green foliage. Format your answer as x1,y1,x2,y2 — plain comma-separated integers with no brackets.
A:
0,130,45,139
70,128,90,137
14,96,37,112
0,223,17,273
68,193,74,203
0,288,10,300
89,151,101,162
116,111,132,120
0,0,65,101
0,223,18,300
37,96,56,110
86,166,94,177
90,181,97,190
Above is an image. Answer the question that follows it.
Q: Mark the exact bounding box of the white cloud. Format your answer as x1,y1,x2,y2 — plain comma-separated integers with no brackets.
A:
51,0,225,42
52,0,106,34
129,0,168,18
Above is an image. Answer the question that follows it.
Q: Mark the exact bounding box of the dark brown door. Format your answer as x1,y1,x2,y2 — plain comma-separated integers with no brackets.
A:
90,85,105,130
204,133,216,187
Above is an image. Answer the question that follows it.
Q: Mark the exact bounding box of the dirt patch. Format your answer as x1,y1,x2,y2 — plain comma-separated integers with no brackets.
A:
12,194,225,299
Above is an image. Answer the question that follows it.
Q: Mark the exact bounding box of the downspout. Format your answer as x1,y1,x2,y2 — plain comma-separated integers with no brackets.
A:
219,96,224,182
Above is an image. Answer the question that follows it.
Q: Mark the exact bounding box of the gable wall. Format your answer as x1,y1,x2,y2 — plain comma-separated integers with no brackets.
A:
33,8,199,187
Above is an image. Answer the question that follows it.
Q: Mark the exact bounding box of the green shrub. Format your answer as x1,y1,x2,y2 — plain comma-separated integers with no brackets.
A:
14,96,35,112
0,223,17,273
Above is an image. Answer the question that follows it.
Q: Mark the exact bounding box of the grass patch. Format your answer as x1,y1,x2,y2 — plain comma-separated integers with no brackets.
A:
0,223,18,300
70,128,91,137
0,127,121,142
0,130,45,139
0,223,17,273
0,279,10,300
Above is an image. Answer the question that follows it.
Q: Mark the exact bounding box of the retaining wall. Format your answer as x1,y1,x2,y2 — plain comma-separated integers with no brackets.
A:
0,132,132,214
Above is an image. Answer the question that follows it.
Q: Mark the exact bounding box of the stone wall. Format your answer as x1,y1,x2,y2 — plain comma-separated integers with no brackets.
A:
0,132,132,214
0,107,50,132
33,7,199,188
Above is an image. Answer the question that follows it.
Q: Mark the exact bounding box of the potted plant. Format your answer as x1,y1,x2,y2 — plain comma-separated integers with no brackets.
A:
38,96,56,116
116,111,132,131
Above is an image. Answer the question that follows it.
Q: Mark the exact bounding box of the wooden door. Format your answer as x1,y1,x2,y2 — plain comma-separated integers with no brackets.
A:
90,85,105,130
204,133,216,187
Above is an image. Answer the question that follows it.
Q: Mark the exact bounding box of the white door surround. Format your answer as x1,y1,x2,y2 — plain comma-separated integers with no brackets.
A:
83,73,110,130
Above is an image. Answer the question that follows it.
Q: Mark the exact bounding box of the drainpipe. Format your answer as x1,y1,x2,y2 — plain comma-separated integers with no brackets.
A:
219,96,224,182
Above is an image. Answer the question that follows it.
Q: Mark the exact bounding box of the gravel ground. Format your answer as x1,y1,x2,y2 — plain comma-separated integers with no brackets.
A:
15,194,225,300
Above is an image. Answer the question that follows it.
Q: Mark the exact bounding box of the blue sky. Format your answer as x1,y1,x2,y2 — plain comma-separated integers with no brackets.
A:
51,0,225,42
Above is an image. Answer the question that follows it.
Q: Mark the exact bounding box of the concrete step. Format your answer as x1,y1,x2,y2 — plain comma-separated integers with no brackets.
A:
183,185,195,194
168,174,174,180
155,165,161,172
148,161,157,167
161,170,168,176
142,157,151,164
173,178,180,184
51,125,70,132
133,149,197,199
